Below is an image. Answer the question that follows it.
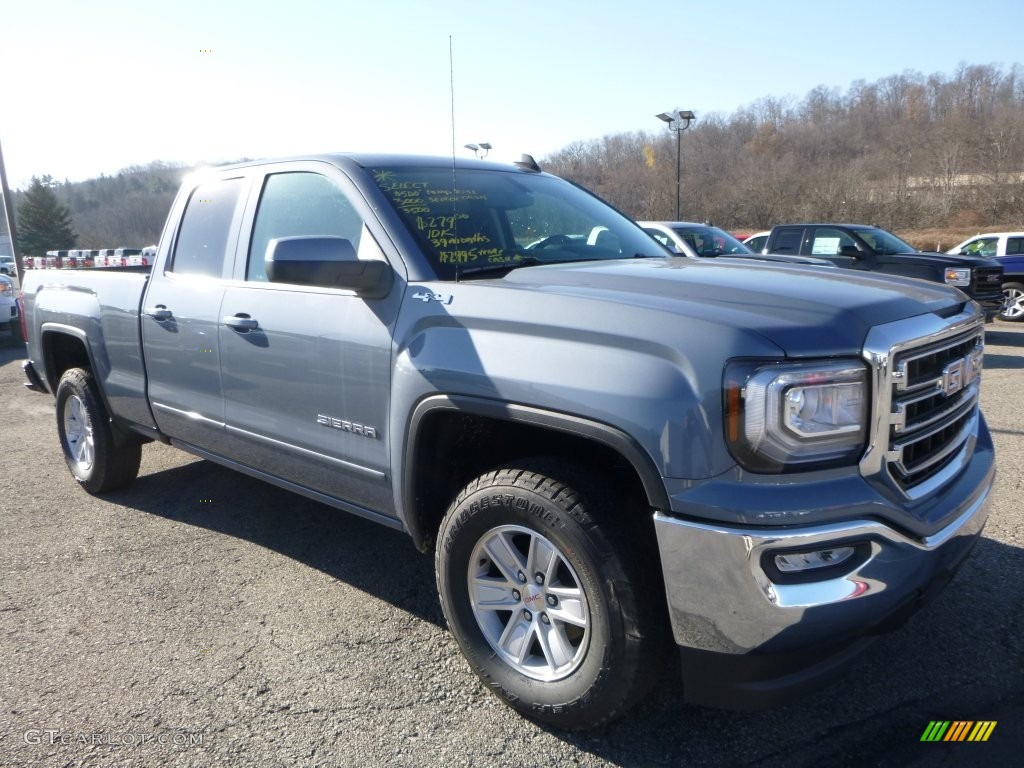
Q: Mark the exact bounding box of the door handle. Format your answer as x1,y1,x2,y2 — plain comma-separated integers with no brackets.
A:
223,313,259,331
143,305,172,320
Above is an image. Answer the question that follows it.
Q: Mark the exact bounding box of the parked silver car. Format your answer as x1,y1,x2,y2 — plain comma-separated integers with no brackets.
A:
638,221,754,258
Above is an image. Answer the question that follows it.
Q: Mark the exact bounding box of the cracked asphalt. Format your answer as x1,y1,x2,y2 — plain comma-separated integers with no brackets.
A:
0,322,1021,767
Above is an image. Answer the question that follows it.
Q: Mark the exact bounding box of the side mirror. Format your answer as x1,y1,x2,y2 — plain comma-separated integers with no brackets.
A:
266,236,392,297
838,244,861,258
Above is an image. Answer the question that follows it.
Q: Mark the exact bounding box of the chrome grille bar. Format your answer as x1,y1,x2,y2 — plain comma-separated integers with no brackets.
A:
860,305,984,501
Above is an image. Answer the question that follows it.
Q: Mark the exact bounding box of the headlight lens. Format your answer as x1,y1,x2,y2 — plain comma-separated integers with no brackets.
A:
944,267,971,287
725,360,867,472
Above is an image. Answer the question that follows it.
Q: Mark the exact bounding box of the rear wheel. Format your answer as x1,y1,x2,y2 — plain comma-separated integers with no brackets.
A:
436,461,666,729
1000,282,1024,322
56,368,142,493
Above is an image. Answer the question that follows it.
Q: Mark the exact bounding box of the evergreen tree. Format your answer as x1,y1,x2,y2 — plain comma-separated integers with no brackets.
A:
16,175,76,255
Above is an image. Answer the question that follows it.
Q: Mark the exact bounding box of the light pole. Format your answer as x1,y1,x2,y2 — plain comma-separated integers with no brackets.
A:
464,142,492,158
655,110,695,220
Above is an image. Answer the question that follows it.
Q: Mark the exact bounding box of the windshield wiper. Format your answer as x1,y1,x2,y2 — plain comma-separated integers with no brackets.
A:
455,251,656,281
456,254,542,280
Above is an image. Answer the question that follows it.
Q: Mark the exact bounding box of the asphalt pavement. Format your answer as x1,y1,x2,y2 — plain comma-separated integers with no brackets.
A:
0,322,1021,768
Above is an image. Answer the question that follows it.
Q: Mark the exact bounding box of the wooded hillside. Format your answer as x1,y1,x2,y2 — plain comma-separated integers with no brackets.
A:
545,63,1024,235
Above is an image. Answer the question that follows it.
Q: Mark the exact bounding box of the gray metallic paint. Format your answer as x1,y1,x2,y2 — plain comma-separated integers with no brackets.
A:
19,154,997,683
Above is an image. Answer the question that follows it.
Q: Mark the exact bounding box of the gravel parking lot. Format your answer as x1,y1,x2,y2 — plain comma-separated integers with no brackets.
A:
0,322,1021,767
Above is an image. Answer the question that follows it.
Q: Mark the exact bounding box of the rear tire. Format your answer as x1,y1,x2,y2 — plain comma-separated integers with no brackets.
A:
55,368,142,493
1000,282,1024,322
436,461,667,730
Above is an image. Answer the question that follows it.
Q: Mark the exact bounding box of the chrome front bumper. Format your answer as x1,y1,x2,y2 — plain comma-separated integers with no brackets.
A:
653,471,991,657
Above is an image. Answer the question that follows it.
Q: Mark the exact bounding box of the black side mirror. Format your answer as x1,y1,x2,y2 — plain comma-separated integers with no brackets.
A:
839,244,861,258
266,236,392,297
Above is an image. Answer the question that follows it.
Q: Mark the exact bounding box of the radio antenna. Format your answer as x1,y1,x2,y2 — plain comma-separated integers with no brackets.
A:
449,36,457,176
449,35,462,281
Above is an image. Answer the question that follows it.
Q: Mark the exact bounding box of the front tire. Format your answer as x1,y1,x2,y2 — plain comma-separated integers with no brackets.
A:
436,462,666,730
1000,282,1024,322
55,368,142,493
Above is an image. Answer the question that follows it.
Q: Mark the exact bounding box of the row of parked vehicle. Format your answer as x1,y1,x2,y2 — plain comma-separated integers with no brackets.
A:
641,221,1019,323
23,246,157,271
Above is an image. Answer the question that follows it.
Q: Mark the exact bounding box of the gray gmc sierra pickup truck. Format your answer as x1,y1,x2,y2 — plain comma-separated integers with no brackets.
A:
20,154,995,729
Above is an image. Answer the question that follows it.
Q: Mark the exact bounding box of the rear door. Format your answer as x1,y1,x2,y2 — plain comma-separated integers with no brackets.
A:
142,173,250,455
217,164,402,516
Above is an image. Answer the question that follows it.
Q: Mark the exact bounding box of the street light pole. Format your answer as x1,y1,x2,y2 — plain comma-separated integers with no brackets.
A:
655,110,695,220
464,142,492,158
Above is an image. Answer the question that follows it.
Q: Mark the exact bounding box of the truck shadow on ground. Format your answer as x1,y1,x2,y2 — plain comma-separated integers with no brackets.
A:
565,533,1024,766
985,328,1024,347
108,459,445,628
107,458,1024,766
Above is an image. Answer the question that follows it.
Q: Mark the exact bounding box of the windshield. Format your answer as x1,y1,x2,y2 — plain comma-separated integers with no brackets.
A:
850,227,916,255
669,225,751,257
368,166,669,280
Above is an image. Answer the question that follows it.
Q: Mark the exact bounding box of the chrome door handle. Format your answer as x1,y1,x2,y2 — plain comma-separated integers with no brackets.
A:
143,305,172,320
223,314,259,331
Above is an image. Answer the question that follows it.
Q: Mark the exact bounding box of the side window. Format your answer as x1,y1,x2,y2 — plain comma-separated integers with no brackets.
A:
248,172,364,282
643,228,673,249
962,237,997,256
811,228,857,256
1006,237,1024,255
773,229,802,254
170,178,244,277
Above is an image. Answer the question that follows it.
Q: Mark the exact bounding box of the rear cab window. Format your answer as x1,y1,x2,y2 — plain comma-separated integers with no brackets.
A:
169,178,246,278
772,228,803,254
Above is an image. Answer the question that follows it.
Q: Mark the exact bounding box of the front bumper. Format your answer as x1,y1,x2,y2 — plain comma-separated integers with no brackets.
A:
653,428,994,709
973,293,1004,321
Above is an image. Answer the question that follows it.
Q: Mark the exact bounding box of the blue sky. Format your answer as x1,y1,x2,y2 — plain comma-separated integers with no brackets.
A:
3,0,1023,188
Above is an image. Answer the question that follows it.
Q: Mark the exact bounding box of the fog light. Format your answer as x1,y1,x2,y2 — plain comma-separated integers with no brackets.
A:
774,546,855,573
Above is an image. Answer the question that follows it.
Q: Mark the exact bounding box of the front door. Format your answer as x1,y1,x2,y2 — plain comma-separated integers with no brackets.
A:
217,168,400,516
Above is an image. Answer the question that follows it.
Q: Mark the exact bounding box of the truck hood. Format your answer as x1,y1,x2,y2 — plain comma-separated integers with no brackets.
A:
496,256,966,356
879,251,998,268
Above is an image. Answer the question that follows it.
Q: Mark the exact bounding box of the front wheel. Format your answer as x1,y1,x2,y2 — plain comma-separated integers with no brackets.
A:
436,462,666,729
55,368,142,493
1000,282,1024,322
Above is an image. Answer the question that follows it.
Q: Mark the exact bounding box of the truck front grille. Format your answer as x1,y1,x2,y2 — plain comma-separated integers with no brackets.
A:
972,266,1004,296
861,308,984,500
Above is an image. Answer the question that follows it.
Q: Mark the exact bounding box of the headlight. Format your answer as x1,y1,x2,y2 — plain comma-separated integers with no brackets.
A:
944,267,971,287
725,360,868,472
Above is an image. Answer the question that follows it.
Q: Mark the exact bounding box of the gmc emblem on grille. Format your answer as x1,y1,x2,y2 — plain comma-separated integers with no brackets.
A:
940,348,982,396
942,361,964,395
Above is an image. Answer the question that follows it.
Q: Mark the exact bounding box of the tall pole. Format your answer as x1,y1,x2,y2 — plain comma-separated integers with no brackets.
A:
0,138,19,281
674,126,681,221
655,110,695,222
